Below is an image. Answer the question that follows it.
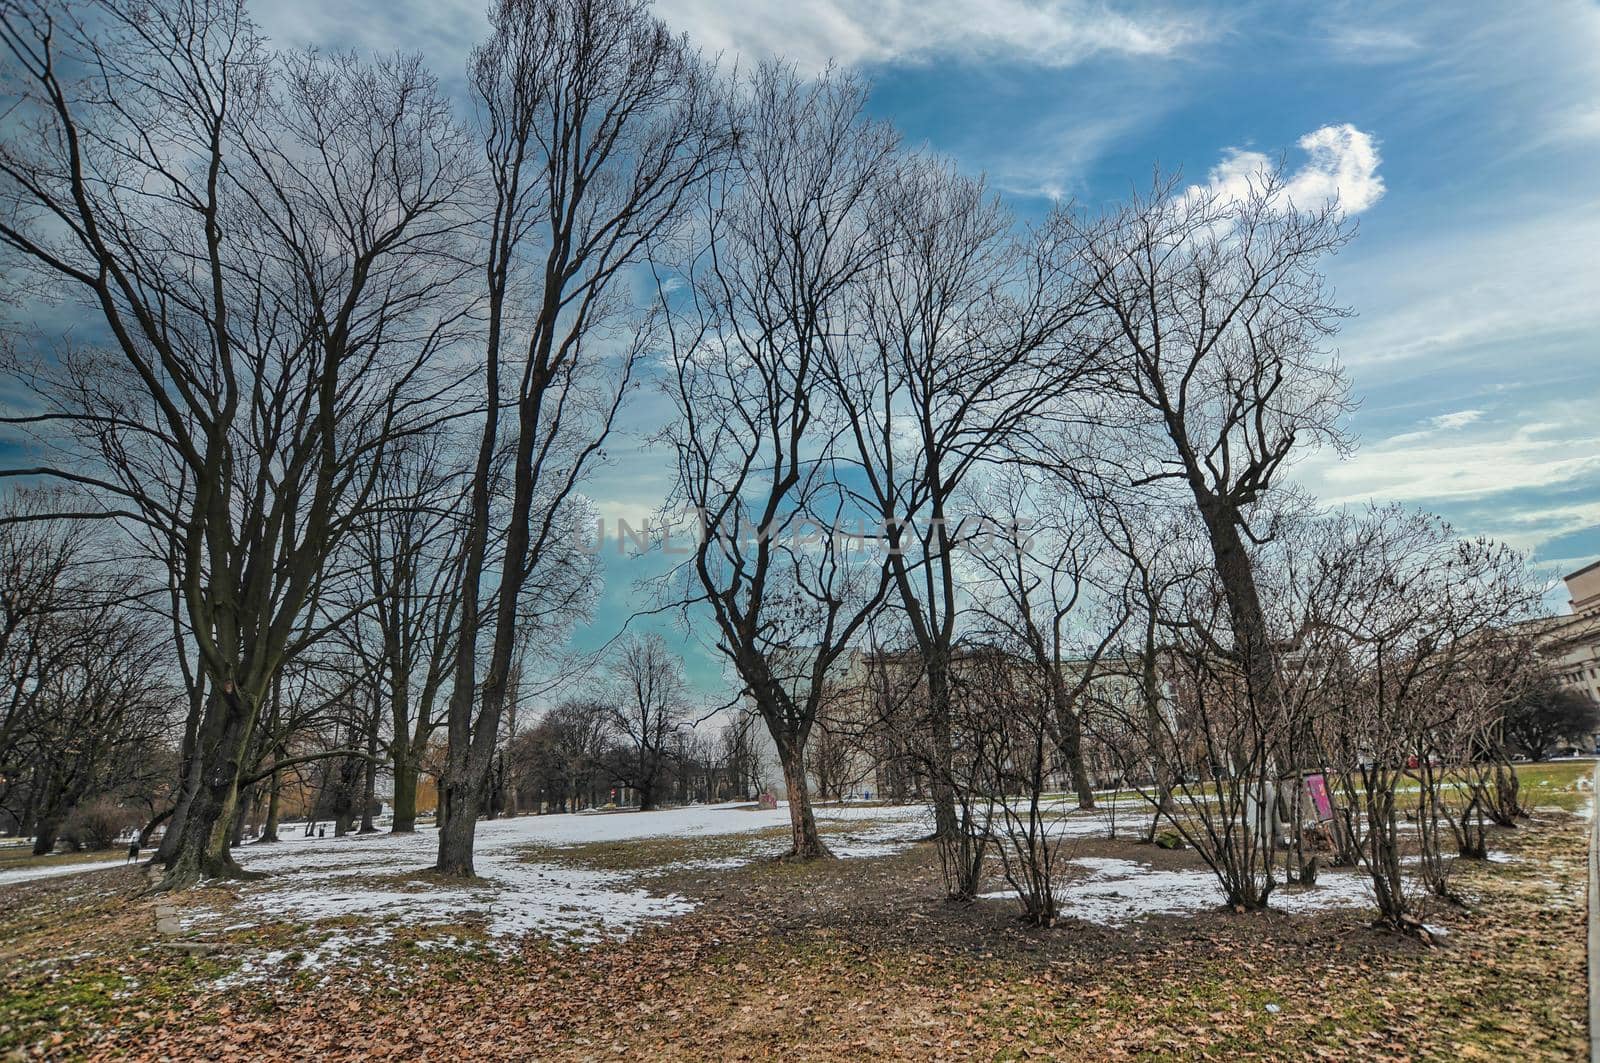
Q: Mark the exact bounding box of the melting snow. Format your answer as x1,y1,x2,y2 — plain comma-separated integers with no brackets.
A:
981,854,1374,924
0,858,127,887
182,801,932,958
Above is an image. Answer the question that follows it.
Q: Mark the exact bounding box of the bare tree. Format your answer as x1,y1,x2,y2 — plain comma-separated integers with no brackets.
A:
934,647,1006,902
0,1,475,886
959,643,1065,924
0,492,175,852
1137,569,1287,910
1307,505,1539,936
1054,169,1353,741
345,436,473,833
715,710,760,801
1500,668,1600,761
965,469,1126,810
434,0,724,876
822,152,1096,841
659,63,895,859
607,634,686,811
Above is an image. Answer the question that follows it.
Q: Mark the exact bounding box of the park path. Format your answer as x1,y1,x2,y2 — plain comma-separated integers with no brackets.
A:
0,857,125,887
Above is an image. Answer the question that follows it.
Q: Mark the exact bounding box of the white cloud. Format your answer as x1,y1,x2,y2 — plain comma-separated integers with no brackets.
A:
990,108,1156,200
1200,123,1385,215
1427,409,1484,431
1413,1,1600,150
653,0,1204,73
1285,124,1385,213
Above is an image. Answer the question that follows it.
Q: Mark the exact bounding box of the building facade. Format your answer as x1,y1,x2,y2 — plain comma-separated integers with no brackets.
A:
1527,559,1600,707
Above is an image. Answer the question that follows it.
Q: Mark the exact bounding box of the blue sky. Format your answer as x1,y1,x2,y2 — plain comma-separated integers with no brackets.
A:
249,1,1600,694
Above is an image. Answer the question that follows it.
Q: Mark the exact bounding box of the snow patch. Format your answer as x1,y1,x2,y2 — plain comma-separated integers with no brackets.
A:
0,858,127,887
981,855,1373,924
186,801,933,972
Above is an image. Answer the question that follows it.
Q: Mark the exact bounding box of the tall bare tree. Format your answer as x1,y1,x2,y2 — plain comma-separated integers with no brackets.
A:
1054,169,1353,731
0,0,475,886
965,469,1125,810
607,633,686,811
345,436,472,833
659,63,895,859
823,155,1096,840
434,0,724,875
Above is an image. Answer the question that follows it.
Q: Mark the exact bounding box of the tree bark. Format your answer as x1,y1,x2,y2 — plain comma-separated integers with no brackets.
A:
259,762,282,842
31,817,59,856
358,716,380,833
777,739,832,859
229,783,251,847
391,755,419,833
638,765,659,812
926,662,959,841
1057,702,1096,810
157,689,213,865
436,781,481,876
1195,496,1282,713
159,687,261,889
138,805,174,850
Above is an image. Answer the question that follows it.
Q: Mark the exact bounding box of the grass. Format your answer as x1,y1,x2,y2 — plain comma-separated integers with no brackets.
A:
606,808,1589,1060
513,826,796,873
1044,758,1598,818
508,816,905,874
1510,758,1595,811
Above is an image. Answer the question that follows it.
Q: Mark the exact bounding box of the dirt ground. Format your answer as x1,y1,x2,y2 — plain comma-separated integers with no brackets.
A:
0,806,1588,1061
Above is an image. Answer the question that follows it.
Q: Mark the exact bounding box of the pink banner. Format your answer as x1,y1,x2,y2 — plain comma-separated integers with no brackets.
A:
1304,773,1334,821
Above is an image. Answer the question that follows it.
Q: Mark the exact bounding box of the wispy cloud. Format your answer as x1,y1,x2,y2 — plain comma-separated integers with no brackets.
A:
1314,19,1421,63
654,0,1206,73
1301,410,1600,508
256,0,1208,80
1427,409,1483,431
990,108,1158,200
1327,0,1600,151
1332,205,1600,371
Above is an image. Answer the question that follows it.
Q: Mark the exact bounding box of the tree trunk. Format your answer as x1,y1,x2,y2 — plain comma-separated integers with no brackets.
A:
1195,496,1281,712
358,732,379,834
159,688,260,890
1138,632,1174,844
638,755,659,812
138,805,174,850
229,783,251,847
1059,706,1095,810
158,704,214,865
259,762,282,842
777,739,832,860
391,755,419,833
31,816,60,856
436,782,481,876
926,663,959,840
1491,759,1521,825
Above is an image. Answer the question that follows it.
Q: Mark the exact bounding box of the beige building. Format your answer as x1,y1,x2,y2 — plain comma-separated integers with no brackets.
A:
1526,560,1600,707
807,646,1150,800
1566,559,1600,617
